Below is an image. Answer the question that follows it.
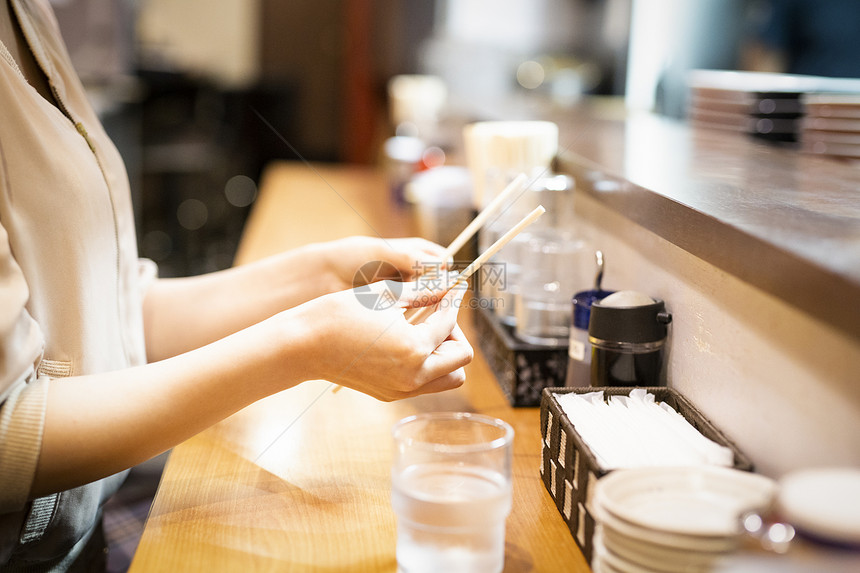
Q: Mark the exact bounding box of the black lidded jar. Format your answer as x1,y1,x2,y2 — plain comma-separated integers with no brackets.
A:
588,292,672,387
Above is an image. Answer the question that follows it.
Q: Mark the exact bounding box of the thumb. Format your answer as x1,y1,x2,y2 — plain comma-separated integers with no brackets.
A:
397,272,460,310
416,285,467,346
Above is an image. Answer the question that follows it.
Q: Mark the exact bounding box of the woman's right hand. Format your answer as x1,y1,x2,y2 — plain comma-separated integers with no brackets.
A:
30,279,472,499
280,279,473,401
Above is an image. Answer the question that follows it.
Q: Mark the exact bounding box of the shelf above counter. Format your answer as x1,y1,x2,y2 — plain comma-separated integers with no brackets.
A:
551,105,860,341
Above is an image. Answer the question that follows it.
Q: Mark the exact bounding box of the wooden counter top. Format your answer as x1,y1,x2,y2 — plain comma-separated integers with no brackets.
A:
128,162,588,572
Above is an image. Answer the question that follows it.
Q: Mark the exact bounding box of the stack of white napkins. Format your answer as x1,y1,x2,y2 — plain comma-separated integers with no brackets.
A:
554,389,734,471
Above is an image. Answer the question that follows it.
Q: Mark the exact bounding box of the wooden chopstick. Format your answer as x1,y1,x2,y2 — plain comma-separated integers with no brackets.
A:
440,172,529,262
407,205,546,325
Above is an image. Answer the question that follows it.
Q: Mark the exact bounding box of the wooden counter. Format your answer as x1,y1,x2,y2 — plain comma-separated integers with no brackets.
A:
128,162,588,572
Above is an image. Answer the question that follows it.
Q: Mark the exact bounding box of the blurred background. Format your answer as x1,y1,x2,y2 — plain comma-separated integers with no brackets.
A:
51,0,859,277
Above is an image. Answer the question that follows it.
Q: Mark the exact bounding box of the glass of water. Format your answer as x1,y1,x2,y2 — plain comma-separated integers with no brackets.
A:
391,412,514,573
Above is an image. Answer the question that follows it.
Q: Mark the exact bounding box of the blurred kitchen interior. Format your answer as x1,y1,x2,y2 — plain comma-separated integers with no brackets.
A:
54,0,800,277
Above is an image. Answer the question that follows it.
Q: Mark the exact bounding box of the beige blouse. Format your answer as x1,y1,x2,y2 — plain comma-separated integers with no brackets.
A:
0,0,151,567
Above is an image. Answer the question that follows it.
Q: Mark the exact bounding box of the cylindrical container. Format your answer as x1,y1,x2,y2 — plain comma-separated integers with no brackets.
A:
478,165,544,321
387,74,447,143
514,230,591,346
462,121,558,324
462,121,558,211
383,135,426,206
405,166,475,253
391,412,514,573
588,291,672,387
564,288,614,386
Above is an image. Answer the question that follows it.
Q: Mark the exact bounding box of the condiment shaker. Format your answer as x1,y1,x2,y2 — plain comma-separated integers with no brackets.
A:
588,290,672,387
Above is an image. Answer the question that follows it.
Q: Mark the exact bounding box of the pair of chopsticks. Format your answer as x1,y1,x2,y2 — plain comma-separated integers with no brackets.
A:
333,173,544,392
407,179,543,324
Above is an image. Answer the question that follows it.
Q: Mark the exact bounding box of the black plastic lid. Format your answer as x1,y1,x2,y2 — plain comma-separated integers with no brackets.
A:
588,298,672,344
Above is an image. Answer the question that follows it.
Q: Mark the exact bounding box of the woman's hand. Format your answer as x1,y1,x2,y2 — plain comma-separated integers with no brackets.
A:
316,236,448,290
283,278,473,401
143,236,449,362
36,278,473,497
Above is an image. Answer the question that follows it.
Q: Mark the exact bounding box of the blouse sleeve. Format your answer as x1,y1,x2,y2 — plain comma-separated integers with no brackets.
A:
0,219,49,513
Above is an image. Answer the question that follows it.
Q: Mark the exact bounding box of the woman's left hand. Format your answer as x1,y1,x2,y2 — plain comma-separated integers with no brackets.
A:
142,236,449,361
315,236,449,291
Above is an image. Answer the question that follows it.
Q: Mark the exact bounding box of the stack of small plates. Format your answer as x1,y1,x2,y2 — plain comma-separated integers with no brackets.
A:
687,70,860,145
687,71,809,143
800,94,860,160
590,466,776,573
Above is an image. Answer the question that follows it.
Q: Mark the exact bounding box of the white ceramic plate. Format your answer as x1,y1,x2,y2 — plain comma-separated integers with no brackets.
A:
595,466,776,538
593,533,658,573
593,500,738,553
778,467,860,546
594,529,672,573
598,524,728,573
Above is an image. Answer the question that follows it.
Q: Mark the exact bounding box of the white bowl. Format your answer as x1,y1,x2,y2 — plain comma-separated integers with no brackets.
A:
594,466,776,538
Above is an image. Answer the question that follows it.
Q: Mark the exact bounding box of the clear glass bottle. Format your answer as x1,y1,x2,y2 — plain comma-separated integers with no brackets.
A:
465,121,559,325
511,174,591,345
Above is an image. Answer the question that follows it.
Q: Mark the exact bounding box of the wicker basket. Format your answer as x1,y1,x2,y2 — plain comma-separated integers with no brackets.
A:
472,305,569,406
539,386,754,562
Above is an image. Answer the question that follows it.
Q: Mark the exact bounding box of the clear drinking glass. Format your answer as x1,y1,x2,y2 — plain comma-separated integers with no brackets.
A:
477,166,542,323
391,412,514,573
514,229,592,345
512,174,588,345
